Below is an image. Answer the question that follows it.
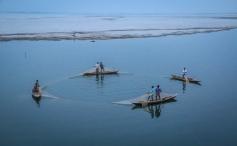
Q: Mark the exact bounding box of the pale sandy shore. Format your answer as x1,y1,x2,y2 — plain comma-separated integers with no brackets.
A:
0,26,236,41
0,14,237,41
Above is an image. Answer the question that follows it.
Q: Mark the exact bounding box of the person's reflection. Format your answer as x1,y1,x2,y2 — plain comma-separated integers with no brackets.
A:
155,104,161,118
100,74,104,81
148,105,155,118
147,104,161,119
32,96,41,108
96,74,99,81
132,99,176,119
96,74,104,86
182,81,186,93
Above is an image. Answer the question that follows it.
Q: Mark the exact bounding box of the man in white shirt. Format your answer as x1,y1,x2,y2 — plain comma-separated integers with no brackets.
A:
182,67,189,82
95,62,100,75
182,67,187,78
148,86,156,101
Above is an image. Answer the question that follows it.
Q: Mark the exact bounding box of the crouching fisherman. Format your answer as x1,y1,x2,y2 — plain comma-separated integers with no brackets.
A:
32,80,42,98
182,67,189,82
32,80,40,92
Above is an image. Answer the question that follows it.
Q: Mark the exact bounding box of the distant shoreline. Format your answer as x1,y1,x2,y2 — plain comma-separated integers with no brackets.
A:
0,26,236,41
1,13,237,41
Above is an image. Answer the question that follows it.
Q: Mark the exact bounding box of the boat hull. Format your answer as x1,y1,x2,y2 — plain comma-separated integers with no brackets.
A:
132,95,176,107
82,67,119,76
171,74,201,84
83,70,118,76
32,88,42,98
32,92,42,98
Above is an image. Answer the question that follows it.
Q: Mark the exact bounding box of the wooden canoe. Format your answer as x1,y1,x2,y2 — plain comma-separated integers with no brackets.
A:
82,67,119,76
132,94,177,107
32,88,42,98
171,74,201,84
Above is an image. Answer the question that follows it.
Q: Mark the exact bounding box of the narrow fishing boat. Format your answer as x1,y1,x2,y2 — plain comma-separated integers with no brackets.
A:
32,87,42,98
132,93,177,107
82,67,119,76
171,74,201,84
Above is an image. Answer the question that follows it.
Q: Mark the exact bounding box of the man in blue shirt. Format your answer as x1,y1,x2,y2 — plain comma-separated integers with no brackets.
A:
100,62,104,73
156,85,162,100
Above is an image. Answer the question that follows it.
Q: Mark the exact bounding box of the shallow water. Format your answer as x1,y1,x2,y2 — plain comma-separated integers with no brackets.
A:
1,13,237,41
0,29,237,146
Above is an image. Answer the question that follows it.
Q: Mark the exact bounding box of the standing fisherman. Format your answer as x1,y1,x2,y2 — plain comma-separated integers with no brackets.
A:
182,67,189,82
155,85,162,100
182,67,187,78
148,86,156,101
100,62,104,73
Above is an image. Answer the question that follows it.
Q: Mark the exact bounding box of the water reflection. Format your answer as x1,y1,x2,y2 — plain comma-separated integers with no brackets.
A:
132,99,176,119
147,104,161,119
182,82,186,93
94,74,120,86
96,74,104,82
96,74,104,87
176,81,201,94
32,96,41,108
183,81,201,93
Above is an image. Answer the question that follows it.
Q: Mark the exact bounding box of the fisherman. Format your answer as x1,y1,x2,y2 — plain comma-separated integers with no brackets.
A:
182,67,187,78
33,80,40,92
155,85,162,100
100,62,104,73
95,62,100,75
35,80,40,88
182,67,189,82
148,86,156,101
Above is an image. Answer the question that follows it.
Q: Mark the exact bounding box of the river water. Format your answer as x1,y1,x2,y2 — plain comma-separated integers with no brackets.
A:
0,29,237,146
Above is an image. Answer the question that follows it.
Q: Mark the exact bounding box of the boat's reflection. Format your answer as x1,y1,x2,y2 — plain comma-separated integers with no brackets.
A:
95,74,120,85
180,81,201,93
32,96,41,108
132,99,176,119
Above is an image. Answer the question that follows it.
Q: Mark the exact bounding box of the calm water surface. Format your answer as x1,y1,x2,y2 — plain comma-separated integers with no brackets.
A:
0,30,237,146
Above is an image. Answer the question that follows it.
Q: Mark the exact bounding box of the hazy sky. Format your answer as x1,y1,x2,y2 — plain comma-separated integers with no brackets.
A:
0,0,236,14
